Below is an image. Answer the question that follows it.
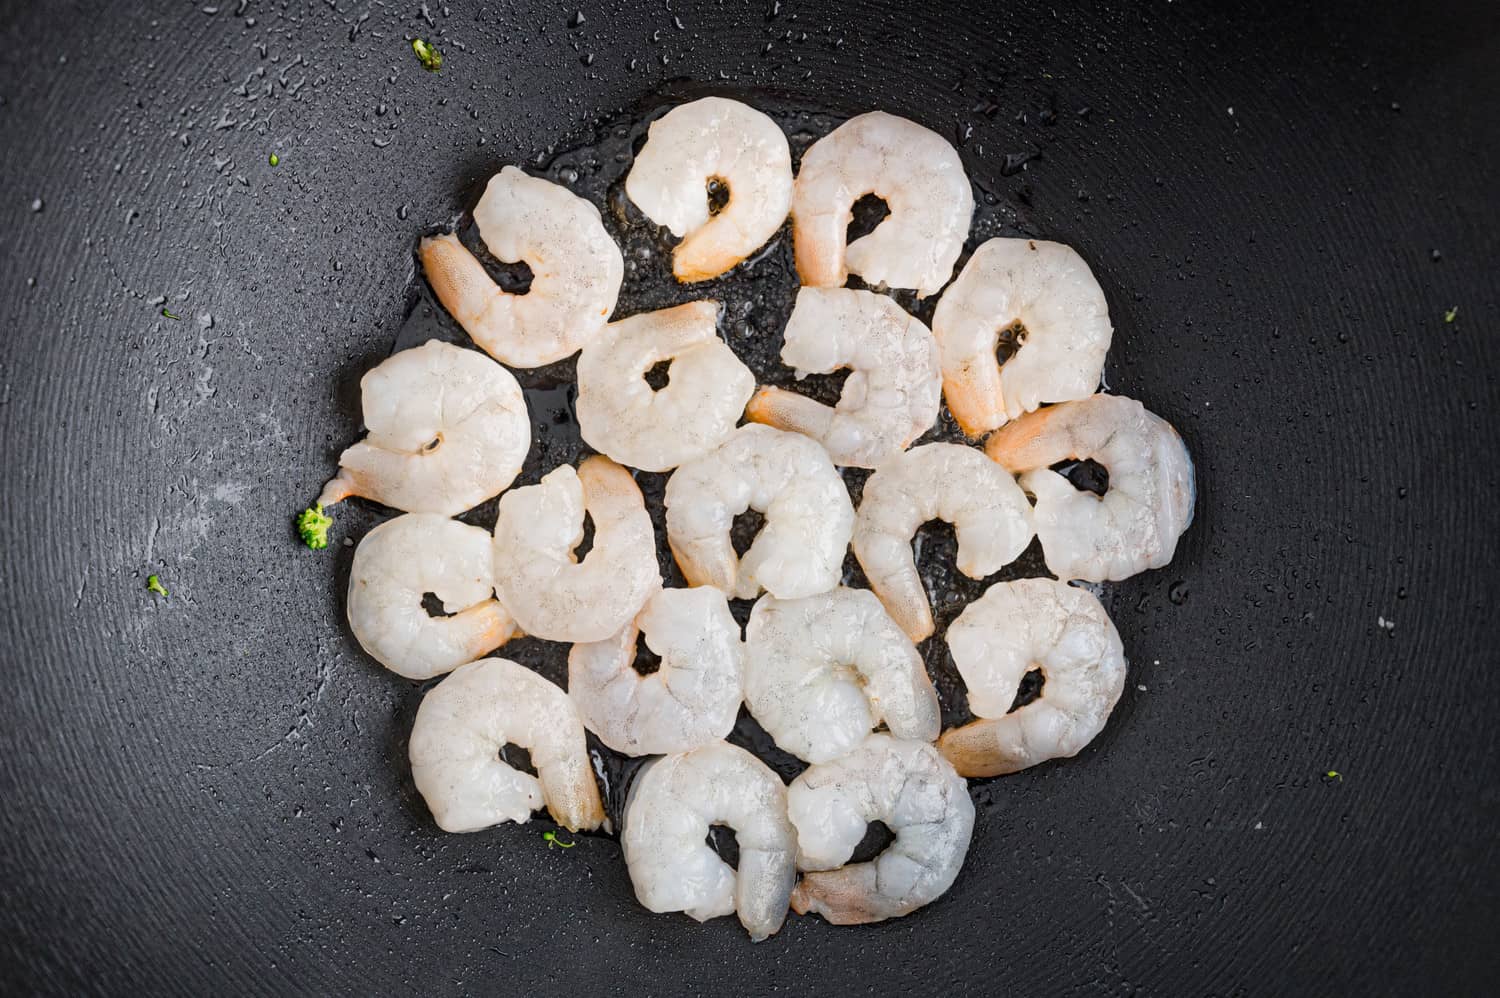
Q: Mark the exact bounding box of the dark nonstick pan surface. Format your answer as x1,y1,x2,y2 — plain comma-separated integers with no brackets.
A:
2,1,1497,995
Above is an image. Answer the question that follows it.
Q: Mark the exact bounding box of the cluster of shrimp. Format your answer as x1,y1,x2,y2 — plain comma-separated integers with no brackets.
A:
311,98,1195,942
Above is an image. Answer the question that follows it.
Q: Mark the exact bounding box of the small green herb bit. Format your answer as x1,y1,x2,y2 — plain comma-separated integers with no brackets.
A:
543,830,575,849
161,308,181,320
1325,770,1342,781
269,152,280,167
146,574,169,598
412,38,443,72
296,504,334,550
1444,306,1458,323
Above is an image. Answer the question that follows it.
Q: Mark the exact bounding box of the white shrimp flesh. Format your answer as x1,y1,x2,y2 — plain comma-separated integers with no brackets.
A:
938,578,1126,777
420,166,624,368
745,287,941,469
985,393,1195,582
568,586,744,756
664,424,854,600
932,238,1113,437
575,300,754,472
792,111,973,297
408,657,605,833
852,443,1034,642
743,587,940,764
317,340,529,516
346,513,516,680
625,97,793,282
492,456,661,642
788,734,973,924
622,741,797,941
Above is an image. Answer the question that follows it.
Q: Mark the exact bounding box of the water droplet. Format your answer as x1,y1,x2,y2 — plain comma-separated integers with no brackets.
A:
30,197,44,212
580,52,594,66
569,10,586,27
376,102,388,117
1430,248,1441,262
1168,581,1189,605
397,204,410,220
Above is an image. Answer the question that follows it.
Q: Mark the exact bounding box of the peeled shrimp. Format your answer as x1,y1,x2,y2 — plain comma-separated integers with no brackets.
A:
347,513,516,680
932,238,1113,437
938,578,1126,777
852,443,1034,643
744,587,940,764
745,287,942,469
625,97,793,282
664,424,854,600
985,394,1194,582
492,456,661,642
409,657,605,833
622,741,796,941
420,166,624,368
788,734,973,925
575,301,754,472
317,340,529,516
568,587,744,756
792,111,973,297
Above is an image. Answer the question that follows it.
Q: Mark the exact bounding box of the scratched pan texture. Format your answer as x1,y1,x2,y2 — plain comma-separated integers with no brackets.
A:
1,1,1497,995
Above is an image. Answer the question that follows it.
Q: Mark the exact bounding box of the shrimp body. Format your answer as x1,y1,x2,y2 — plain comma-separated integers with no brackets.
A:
985,394,1194,582
568,587,744,756
625,97,793,282
409,658,605,833
575,301,754,472
492,456,661,642
622,741,797,941
932,238,1113,437
317,340,529,516
744,588,940,764
938,579,1126,777
347,514,516,680
420,166,624,367
788,734,973,925
852,443,1034,642
664,424,854,600
792,111,973,297
745,288,941,469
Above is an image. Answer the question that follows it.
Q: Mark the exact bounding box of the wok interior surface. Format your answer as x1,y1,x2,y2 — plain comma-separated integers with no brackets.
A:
1,0,1497,994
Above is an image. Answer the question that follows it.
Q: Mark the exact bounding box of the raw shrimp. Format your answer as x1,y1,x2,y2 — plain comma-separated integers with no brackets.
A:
568,587,744,756
575,300,754,472
743,587,940,764
852,443,1034,643
932,238,1113,437
788,734,973,925
985,394,1195,582
745,288,942,469
622,741,796,941
792,111,973,297
492,456,661,642
346,514,516,680
408,658,605,833
664,424,854,600
420,166,624,368
316,340,529,516
938,578,1126,777
625,97,793,282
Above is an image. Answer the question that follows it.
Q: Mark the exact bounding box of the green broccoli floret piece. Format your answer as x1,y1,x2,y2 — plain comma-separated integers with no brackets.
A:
412,38,443,72
146,574,169,597
296,504,334,550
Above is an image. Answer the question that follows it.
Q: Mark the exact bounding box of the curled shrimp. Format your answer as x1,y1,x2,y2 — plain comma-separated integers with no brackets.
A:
852,443,1034,643
745,287,942,469
985,394,1195,582
938,579,1126,777
622,741,797,941
492,456,662,642
347,513,517,680
664,424,854,600
932,238,1114,437
792,111,973,297
744,587,940,764
408,658,605,833
575,300,754,473
568,586,744,756
420,166,624,368
625,97,793,282
788,734,974,925
317,340,529,516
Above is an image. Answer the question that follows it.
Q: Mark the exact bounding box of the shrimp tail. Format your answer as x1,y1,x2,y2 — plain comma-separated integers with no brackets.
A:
937,717,1029,778
790,868,888,926
744,386,835,443
674,233,745,284
315,468,357,509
